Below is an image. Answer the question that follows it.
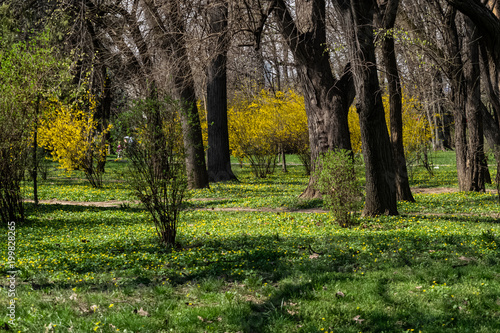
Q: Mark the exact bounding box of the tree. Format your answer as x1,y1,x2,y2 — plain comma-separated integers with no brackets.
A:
375,0,415,202
206,0,238,182
349,0,398,215
66,0,209,189
0,32,69,224
273,0,355,198
446,0,500,188
463,16,486,191
433,2,486,191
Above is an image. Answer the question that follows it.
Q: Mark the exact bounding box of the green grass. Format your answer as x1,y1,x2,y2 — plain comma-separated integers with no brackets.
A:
2,151,500,332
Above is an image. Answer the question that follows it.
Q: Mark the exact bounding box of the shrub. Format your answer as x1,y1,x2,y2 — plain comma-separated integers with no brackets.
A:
38,93,112,188
228,89,309,177
125,95,188,247
313,150,364,227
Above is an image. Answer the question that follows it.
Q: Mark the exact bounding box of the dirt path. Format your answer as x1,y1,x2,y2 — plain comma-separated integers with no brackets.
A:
23,187,499,215
24,198,329,213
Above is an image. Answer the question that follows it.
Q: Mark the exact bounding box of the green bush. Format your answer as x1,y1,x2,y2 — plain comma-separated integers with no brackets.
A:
313,149,364,227
125,95,188,247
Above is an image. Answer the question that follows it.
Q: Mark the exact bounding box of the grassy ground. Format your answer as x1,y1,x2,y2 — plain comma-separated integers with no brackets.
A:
1,152,500,332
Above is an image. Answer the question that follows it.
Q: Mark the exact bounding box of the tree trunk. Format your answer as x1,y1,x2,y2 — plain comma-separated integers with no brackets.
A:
157,0,210,189
480,43,500,184
442,8,469,190
350,0,398,216
32,95,39,206
430,69,452,150
377,0,415,202
298,64,354,198
206,0,237,182
274,0,354,199
281,148,287,173
463,17,486,191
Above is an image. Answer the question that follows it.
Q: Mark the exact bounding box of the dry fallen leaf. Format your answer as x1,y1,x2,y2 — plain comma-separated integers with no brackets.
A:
134,307,150,317
44,323,54,333
287,309,297,316
415,286,422,289
309,253,319,259
352,315,365,324
69,293,77,301
336,291,345,297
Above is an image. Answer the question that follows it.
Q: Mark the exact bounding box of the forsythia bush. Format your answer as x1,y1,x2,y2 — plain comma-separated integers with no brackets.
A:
38,93,112,187
348,89,431,157
227,89,309,177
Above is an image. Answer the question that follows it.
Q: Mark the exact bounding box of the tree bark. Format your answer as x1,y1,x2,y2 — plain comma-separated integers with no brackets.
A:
206,0,237,182
350,0,398,216
480,42,500,184
377,0,415,202
463,17,486,191
274,0,354,199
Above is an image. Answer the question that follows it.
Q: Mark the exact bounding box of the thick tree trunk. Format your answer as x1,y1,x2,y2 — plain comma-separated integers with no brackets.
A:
164,1,209,189
463,17,486,191
351,0,398,216
206,1,237,183
383,37,414,202
480,43,500,184
178,88,210,189
274,0,354,199
298,65,353,199
377,0,415,202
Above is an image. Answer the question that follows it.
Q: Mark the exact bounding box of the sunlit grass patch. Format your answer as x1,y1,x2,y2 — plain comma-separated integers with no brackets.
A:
399,191,500,215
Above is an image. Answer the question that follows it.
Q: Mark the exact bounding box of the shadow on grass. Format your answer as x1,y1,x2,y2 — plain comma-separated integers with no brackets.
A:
5,214,500,332
24,202,144,215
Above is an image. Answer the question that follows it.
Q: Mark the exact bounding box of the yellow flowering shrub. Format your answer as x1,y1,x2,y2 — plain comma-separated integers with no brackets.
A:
227,89,309,177
38,93,112,187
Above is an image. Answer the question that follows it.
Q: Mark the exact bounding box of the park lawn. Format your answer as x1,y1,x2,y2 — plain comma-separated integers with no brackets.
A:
1,151,500,332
